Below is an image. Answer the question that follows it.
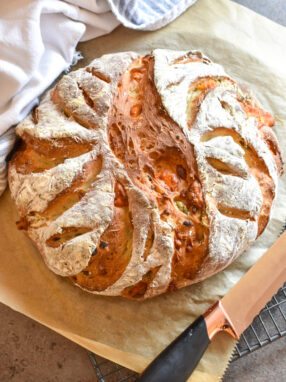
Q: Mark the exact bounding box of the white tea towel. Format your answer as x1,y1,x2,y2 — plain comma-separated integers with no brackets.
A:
0,128,16,192
0,0,197,196
0,0,119,196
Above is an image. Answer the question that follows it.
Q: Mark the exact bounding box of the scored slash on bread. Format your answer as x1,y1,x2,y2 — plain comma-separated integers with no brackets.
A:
8,49,283,299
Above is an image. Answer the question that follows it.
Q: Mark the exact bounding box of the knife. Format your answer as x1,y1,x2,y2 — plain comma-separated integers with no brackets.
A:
137,231,286,382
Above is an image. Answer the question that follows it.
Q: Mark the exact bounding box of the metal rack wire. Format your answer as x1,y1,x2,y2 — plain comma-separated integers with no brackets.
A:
232,282,286,359
87,351,137,382
87,282,286,381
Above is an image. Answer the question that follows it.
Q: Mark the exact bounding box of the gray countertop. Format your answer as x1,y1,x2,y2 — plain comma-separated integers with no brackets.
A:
1,1,285,381
233,0,286,26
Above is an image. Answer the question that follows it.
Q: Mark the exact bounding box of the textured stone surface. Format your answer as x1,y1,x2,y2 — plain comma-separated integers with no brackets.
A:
0,303,95,382
223,336,286,381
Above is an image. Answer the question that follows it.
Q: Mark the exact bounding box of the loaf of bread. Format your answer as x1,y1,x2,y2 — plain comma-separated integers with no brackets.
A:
8,49,283,299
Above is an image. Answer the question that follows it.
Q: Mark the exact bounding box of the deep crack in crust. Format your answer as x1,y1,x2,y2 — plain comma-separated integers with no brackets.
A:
107,55,210,291
8,50,283,299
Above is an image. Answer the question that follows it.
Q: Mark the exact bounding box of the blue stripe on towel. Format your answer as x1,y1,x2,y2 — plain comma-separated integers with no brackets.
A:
107,0,197,30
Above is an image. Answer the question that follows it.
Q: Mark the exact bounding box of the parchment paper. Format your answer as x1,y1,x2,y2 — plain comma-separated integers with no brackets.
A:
1,0,286,380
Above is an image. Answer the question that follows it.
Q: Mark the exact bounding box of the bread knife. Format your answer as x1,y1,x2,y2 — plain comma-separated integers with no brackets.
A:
137,231,286,382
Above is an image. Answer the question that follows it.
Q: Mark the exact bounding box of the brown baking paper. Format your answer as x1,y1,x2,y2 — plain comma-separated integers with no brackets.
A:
1,0,286,380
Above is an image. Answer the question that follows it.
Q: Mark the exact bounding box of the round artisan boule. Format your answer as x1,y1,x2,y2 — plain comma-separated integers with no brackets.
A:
8,49,283,299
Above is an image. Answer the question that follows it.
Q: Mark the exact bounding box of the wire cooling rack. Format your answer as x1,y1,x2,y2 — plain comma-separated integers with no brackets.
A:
232,282,286,360
87,282,286,381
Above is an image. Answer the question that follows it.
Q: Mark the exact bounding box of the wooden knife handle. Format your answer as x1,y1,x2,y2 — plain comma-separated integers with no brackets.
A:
137,315,210,382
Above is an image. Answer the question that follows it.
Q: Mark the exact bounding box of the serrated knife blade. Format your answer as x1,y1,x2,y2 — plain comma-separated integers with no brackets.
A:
137,231,286,382
220,230,286,338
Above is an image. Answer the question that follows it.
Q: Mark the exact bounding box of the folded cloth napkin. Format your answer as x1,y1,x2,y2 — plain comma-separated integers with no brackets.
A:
0,0,197,197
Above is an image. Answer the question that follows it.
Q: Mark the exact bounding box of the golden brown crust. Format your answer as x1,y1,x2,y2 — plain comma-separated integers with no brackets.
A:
106,56,210,295
71,203,133,292
8,49,283,299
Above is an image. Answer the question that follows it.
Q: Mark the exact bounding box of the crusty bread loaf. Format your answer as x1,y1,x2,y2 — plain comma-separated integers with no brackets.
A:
8,49,283,299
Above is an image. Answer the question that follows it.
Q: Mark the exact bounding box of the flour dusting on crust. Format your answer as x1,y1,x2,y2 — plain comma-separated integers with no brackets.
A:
8,49,282,299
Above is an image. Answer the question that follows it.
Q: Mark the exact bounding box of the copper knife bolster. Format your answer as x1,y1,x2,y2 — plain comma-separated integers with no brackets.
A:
203,300,239,340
